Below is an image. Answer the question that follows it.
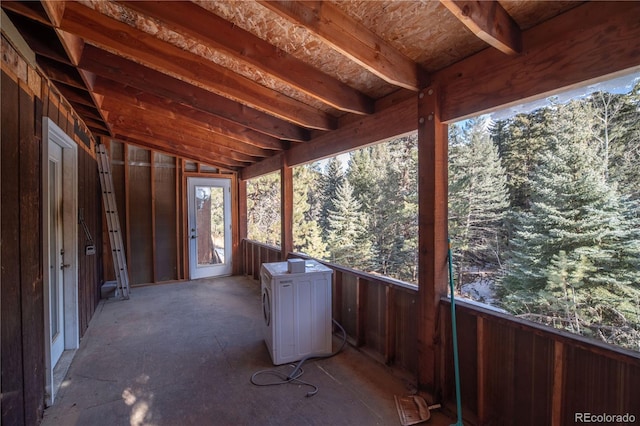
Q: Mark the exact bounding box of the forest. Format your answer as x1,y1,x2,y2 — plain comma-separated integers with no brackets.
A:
247,80,640,351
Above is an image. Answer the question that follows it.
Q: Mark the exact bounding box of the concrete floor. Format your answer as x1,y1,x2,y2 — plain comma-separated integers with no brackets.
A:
42,276,451,426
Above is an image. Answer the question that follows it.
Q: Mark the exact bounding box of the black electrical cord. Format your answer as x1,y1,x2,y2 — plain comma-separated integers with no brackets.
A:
250,319,347,397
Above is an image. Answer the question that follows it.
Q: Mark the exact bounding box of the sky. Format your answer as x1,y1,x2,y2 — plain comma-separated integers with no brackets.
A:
490,71,640,121
316,70,640,170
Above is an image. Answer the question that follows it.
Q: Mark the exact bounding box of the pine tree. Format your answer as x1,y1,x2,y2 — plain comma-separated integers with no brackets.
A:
491,108,554,211
499,100,640,348
589,81,640,200
318,157,345,237
326,180,372,270
448,118,509,287
347,135,419,282
246,172,281,245
293,164,327,258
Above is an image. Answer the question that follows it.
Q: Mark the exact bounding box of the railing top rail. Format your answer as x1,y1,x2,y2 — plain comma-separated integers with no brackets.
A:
243,239,281,252
290,252,419,293
243,239,419,293
442,297,640,365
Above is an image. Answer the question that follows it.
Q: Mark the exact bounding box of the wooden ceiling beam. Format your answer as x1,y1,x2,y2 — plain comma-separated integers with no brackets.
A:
104,109,266,163
54,28,84,66
41,0,65,27
435,1,640,122
77,45,309,142
59,1,336,131
93,78,286,152
5,12,71,65
101,97,273,159
112,132,241,172
1,1,52,26
82,117,110,133
36,55,86,90
120,0,374,115
87,126,112,138
5,3,112,135
240,153,285,181
260,0,427,91
111,126,254,169
111,126,251,169
241,95,417,180
440,0,522,55
69,103,104,122
54,84,95,108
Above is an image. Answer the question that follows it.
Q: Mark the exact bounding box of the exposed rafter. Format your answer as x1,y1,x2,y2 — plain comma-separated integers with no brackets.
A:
113,132,242,172
59,1,337,131
120,0,374,116
101,99,272,161
259,0,428,91
78,45,310,143
2,1,52,26
440,0,522,55
93,78,286,152
3,0,637,180
107,116,255,168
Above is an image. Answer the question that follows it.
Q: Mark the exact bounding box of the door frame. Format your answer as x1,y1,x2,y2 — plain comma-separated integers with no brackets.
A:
187,176,233,278
42,118,79,405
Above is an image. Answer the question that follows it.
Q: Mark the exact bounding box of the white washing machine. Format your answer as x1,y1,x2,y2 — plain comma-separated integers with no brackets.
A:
261,260,333,365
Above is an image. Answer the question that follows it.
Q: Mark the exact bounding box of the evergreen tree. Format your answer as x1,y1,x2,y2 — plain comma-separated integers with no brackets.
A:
318,157,345,236
347,135,419,282
590,81,640,199
246,172,281,245
491,108,554,211
449,118,509,287
326,180,372,270
293,164,327,258
499,100,640,348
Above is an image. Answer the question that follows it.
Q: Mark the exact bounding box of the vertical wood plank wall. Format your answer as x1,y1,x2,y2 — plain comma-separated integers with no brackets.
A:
1,34,103,425
105,141,237,285
106,140,180,285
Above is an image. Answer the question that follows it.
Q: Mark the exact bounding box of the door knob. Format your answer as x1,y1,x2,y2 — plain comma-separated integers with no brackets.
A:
61,264,71,269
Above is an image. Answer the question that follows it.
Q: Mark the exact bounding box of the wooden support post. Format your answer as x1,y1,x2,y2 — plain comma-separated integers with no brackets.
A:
183,159,190,280
417,85,449,397
477,317,486,424
552,340,564,426
384,286,396,364
175,156,181,279
123,142,132,273
150,151,157,283
237,179,247,275
355,277,367,347
280,160,293,260
334,271,343,326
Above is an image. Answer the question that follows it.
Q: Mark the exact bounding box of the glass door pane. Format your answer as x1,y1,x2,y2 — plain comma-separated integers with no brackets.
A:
195,185,226,266
188,177,232,278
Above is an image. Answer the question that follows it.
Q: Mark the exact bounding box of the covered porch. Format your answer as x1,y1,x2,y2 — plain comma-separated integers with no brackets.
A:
1,1,639,425
41,275,452,426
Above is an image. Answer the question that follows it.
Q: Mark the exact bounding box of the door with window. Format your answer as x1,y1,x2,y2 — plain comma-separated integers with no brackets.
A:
188,177,232,278
48,142,65,367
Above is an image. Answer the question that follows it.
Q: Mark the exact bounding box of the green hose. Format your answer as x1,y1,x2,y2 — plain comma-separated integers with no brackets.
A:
448,238,464,426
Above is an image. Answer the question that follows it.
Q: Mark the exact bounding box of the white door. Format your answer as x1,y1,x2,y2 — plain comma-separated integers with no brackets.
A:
188,177,232,278
48,142,65,367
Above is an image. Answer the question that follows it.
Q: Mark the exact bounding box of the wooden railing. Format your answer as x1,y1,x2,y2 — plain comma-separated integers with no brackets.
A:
242,239,640,424
242,239,283,280
242,239,419,381
439,299,640,425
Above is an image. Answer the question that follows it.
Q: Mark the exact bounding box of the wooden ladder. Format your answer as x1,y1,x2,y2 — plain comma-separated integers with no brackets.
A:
96,144,130,300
